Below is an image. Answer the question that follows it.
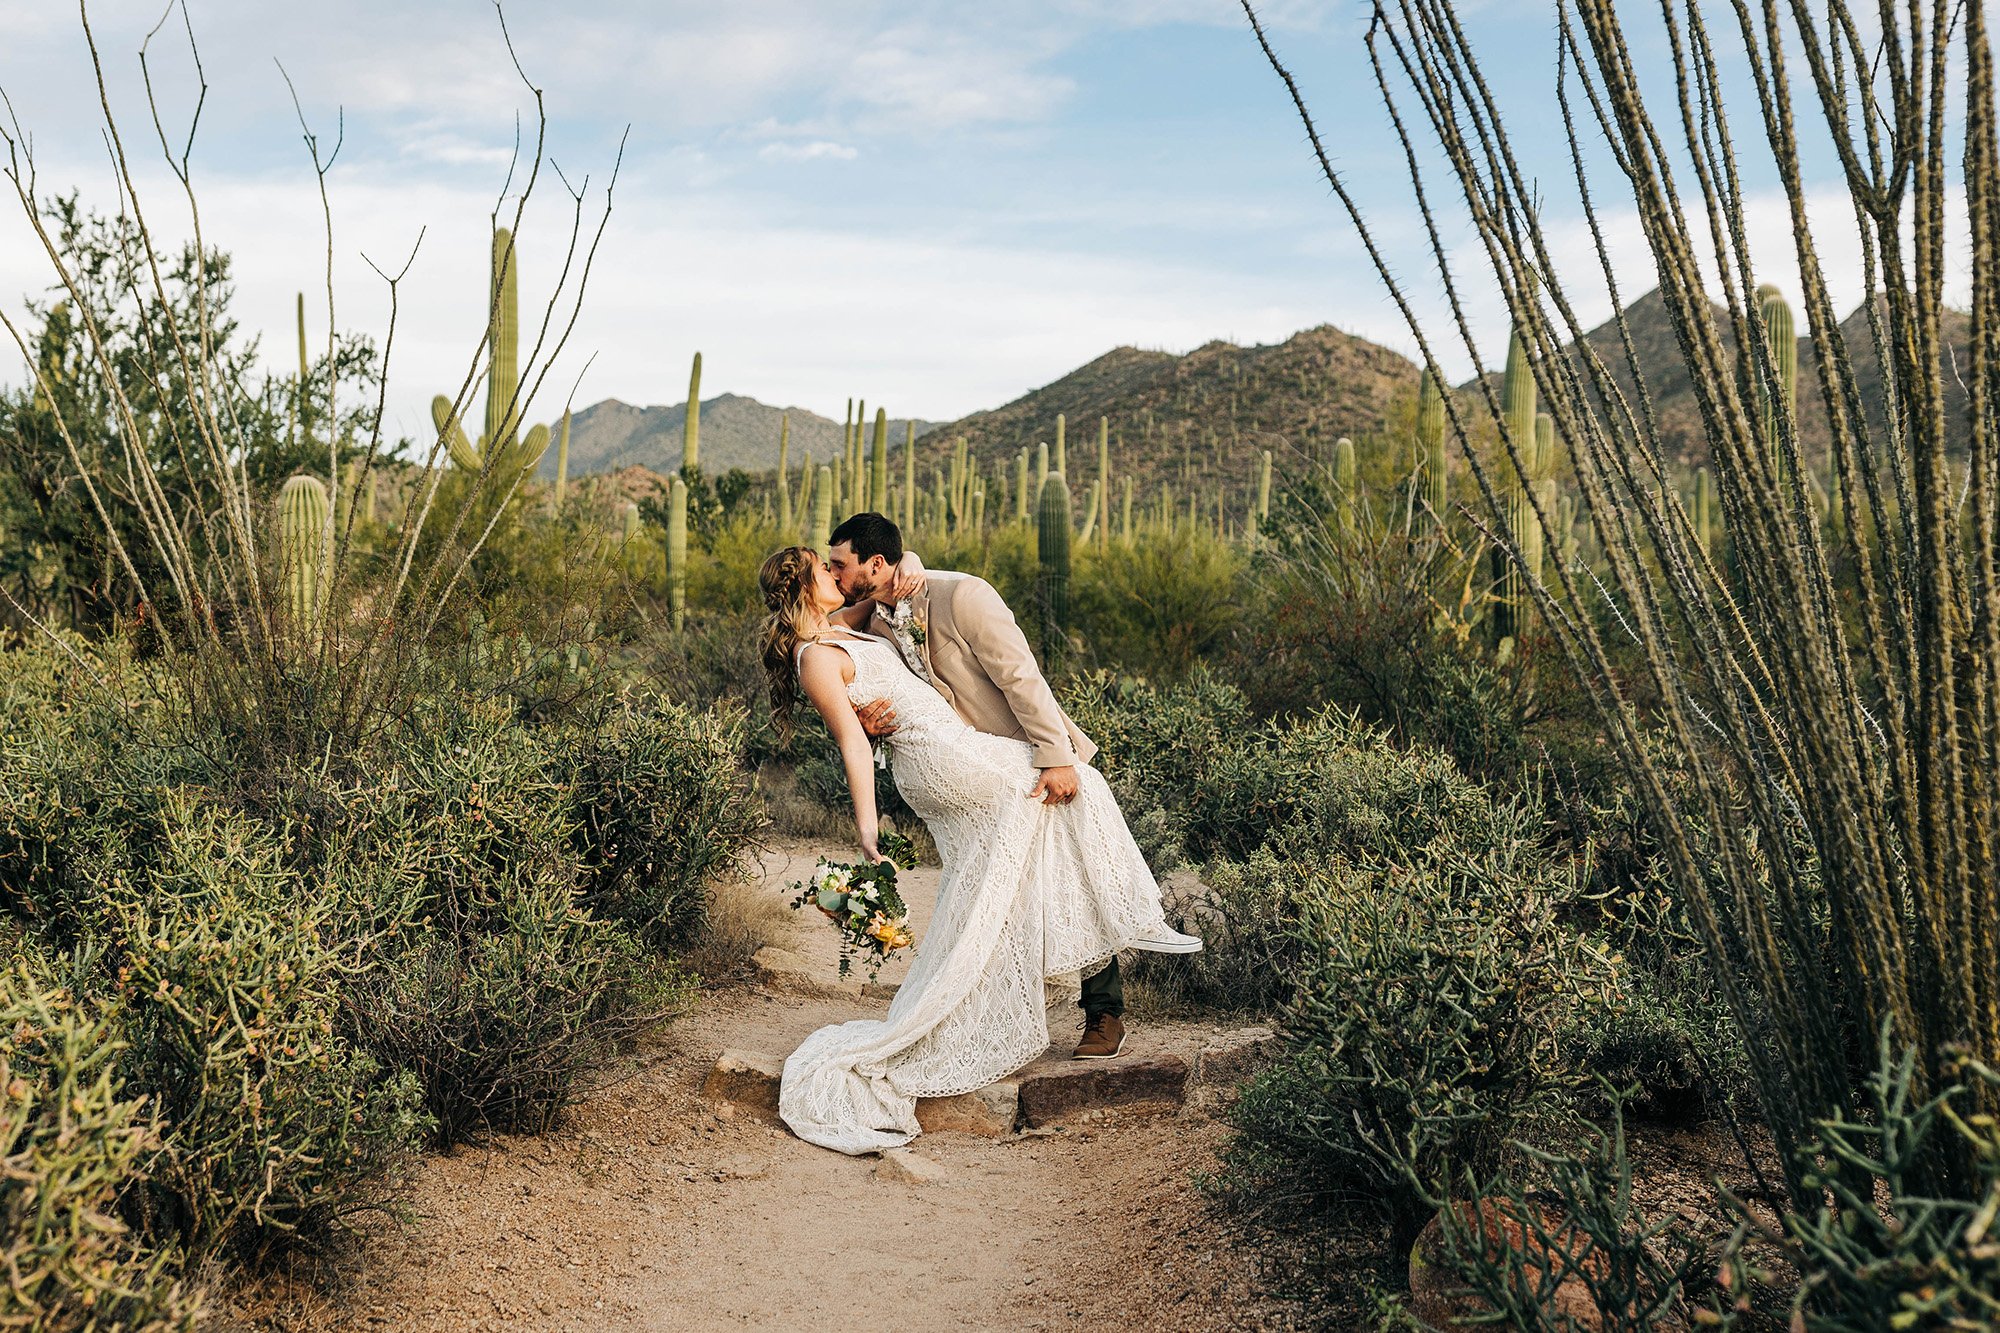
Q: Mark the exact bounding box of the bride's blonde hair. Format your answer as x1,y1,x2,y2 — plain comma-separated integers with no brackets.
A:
759,545,826,744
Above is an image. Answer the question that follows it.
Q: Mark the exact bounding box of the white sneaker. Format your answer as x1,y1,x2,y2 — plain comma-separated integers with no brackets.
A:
1130,927,1204,954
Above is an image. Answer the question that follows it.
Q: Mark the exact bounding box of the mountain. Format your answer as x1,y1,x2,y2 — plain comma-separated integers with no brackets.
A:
536,393,946,482
1568,287,1973,470
913,324,1419,508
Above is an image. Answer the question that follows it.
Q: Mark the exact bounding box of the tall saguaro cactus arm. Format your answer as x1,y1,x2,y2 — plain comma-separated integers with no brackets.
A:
683,351,703,474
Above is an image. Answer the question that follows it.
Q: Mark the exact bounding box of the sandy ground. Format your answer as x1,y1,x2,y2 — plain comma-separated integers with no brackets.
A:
223,841,1307,1332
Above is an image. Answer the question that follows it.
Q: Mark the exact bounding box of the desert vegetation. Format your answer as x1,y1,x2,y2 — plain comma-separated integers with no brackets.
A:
3,0,1998,1329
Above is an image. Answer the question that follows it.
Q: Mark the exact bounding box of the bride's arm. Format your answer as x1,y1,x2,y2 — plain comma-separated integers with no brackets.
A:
797,646,881,860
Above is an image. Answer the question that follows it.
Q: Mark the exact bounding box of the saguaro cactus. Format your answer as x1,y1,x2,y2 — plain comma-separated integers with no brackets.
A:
432,228,552,483
1756,284,1797,488
666,474,689,631
1097,417,1112,552
682,352,702,473
1016,449,1031,522
904,421,918,530
1496,326,1538,642
278,474,329,628
1054,414,1067,478
871,408,889,513
1255,449,1273,548
810,464,834,557
1037,470,1073,657
777,414,792,534
553,409,571,513
1417,367,1447,519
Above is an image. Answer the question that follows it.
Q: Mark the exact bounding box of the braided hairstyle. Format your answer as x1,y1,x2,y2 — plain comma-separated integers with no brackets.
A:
759,545,826,744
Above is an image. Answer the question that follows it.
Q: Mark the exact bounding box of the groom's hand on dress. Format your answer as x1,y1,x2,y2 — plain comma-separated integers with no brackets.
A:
1029,765,1079,806
857,700,898,738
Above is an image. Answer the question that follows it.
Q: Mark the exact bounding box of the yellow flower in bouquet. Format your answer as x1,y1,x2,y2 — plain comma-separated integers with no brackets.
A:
865,912,914,951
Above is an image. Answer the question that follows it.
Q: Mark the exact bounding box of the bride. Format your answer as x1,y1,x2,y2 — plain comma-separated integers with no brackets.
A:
757,544,1198,1155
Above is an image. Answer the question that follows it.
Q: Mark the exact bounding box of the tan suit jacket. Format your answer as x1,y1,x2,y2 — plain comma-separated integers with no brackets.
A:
868,571,1097,769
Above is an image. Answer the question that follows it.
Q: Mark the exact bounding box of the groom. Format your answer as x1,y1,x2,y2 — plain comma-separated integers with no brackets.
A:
824,511,1136,1059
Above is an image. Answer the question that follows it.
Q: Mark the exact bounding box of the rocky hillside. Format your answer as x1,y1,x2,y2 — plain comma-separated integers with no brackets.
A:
536,393,944,482
912,325,1419,507
1571,287,1972,470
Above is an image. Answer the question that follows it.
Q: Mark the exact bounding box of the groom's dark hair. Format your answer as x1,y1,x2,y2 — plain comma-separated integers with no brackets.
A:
828,512,903,565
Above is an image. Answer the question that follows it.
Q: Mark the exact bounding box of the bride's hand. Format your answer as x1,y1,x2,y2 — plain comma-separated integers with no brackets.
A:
887,551,925,603
858,828,881,864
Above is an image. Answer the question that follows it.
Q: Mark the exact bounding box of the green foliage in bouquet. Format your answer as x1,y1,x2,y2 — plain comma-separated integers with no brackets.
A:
787,832,920,981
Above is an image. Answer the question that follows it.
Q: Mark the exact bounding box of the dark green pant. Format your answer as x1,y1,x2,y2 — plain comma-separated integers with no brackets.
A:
1080,956,1124,1017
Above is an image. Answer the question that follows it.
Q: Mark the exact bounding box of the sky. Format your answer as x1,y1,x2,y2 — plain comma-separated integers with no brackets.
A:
0,1,1967,446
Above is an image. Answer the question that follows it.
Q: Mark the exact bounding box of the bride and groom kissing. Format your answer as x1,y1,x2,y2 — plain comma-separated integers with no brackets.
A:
757,512,1202,1156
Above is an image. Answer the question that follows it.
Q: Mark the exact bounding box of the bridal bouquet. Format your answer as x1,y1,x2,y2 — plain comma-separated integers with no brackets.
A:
786,832,920,981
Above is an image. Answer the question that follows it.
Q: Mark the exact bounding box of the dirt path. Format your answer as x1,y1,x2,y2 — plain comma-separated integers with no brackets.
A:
236,841,1303,1332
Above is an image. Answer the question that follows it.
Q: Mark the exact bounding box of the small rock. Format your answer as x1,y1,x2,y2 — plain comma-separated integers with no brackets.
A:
702,1049,783,1123
873,1147,949,1185
915,1079,1020,1137
1409,1198,1617,1332
1015,1055,1189,1128
1194,1027,1277,1088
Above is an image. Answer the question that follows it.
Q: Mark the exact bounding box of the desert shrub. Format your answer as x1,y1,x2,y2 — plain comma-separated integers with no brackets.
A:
0,953,201,1331
1562,892,1758,1126
686,510,784,615
1069,525,1246,677
349,872,685,1144
100,790,426,1250
1222,840,1599,1248
557,695,762,952
1059,667,1250,851
1189,705,1522,864
1733,1032,2000,1332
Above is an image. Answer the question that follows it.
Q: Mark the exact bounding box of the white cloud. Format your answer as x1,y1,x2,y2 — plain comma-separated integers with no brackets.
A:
757,140,859,163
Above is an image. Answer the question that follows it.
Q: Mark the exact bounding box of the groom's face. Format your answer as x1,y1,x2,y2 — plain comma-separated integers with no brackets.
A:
826,542,891,605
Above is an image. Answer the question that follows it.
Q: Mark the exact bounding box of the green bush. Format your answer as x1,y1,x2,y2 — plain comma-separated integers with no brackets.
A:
0,953,200,1331
1222,839,1600,1249
558,696,762,952
350,872,685,1143
101,790,426,1250
1069,525,1246,676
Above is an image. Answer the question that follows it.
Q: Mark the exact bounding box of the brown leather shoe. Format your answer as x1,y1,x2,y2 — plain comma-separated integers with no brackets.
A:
1074,1012,1126,1060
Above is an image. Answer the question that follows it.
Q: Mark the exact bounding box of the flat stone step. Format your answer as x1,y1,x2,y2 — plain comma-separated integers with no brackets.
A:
702,1044,1192,1136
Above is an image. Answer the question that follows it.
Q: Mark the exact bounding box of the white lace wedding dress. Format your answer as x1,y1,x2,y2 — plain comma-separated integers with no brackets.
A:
779,629,1177,1155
